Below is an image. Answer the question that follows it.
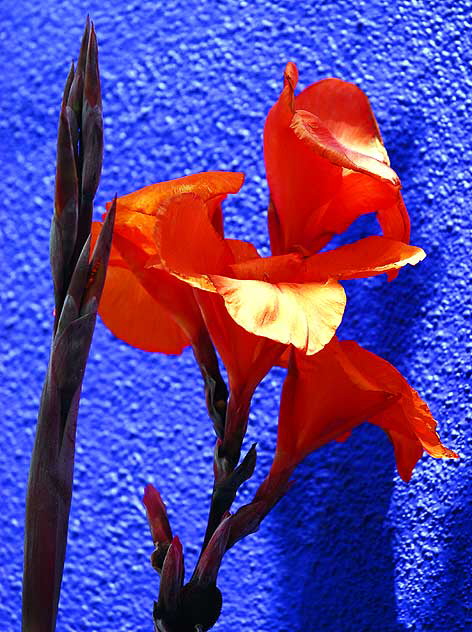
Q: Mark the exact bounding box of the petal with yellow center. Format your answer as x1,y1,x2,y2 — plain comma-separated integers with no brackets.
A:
209,276,346,355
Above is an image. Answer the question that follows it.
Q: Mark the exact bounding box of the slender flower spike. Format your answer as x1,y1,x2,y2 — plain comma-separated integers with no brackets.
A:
23,20,113,632
271,338,458,482
264,62,410,256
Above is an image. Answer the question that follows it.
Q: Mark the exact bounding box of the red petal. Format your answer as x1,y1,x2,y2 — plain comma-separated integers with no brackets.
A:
106,171,244,219
229,252,303,282
195,290,285,397
154,193,233,278
341,341,458,479
273,340,392,472
98,251,190,354
264,64,342,254
272,339,458,481
264,63,411,254
377,189,411,246
225,239,260,263
291,108,398,184
295,78,390,167
112,229,206,342
303,236,425,281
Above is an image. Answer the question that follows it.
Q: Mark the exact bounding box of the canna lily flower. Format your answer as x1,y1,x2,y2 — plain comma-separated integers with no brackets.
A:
264,62,410,257
269,338,458,483
151,191,426,464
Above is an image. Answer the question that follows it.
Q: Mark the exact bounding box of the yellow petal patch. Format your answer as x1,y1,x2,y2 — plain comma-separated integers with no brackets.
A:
209,276,346,355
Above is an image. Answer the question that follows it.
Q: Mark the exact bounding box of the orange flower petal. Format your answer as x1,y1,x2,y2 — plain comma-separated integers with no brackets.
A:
303,236,425,281
195,290,285,397
107,171,244,219
377,190,411,247
264,65,342,254
154,193,233,278
319,170,410,246
229,252,303,283
112,230,205,341
225,239,260,263
209,276,346,355
340,341,459,477
264,63,411,253
91,222,190,353
113,211,158,257
273,340,392,472
98,261,190,354
272,339,457,481
95,215,206,347
290,108,398,184
294,78,390,168
229,236,423,284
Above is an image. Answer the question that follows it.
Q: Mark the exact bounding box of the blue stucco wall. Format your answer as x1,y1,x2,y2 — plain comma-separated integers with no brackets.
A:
1,1,471,630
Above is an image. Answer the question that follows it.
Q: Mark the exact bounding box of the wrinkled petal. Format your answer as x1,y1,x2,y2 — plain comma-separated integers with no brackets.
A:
98,258,190,354
229,236,424,283
106,171,244,230
273,339,392,472
209,276,346,355
152,193,347,355
112,229,206,342
229,252,303,283
340,341,458,480
377,190,411,252
264,62,410,254
303,236,425,281
264,64,342,254
93,217,205,350
272,339,458,482
154,193,233,279
195,290,285,396
290,108,398,184
294,77,391,168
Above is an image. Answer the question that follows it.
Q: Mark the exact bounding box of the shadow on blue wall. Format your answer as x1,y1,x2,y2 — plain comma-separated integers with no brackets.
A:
273,429,406,632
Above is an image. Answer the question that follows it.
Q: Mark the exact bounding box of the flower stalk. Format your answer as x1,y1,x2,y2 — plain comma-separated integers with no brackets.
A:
22,19,114,632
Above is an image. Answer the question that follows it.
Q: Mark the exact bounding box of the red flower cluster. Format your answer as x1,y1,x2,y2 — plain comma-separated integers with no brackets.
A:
94,62,457,482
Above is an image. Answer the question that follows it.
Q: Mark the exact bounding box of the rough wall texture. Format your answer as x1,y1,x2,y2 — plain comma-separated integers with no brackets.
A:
1,0,471,630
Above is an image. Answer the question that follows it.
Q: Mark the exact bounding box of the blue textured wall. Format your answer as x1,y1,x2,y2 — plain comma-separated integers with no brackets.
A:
1,1,471,630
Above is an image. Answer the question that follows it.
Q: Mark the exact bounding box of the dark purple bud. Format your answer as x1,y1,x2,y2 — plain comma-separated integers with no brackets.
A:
143,484,173,545
157,536,184,616
84,24,101,110
51,312,96,406
67,16,90,117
